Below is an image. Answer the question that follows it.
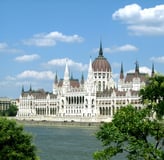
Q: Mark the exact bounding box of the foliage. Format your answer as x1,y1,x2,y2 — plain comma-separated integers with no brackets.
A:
6,104,18,116
0,104,18,116
94,75,164,159
93,105,164,160
0,117,39,160
140,74,164,119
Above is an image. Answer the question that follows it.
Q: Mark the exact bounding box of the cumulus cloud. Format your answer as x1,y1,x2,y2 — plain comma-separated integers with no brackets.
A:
113,44,138,52
23,31,84,47
93,44,138,53
0,42,23,53
112,4,164,36
46,58,88,71
150,56,164,63
17,70,55,80
15,54,40,62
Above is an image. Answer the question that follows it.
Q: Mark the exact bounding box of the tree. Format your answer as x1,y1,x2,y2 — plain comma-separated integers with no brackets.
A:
6,104,18,116
0,117,39,160
93,105,164,160
140,74,164,119
93,75,164,160
0,104,18,117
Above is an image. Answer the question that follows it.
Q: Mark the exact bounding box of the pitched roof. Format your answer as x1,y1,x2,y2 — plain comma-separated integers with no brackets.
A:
125,73,148,82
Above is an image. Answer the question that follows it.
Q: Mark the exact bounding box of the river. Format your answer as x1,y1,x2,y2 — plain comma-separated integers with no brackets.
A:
25,125,102,160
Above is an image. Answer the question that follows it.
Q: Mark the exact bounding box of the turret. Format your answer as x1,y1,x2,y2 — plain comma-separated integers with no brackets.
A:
81,73,84,85
86,57,95,94
22,85,24,93
29,84,32,92
54,72,58,84
151,63,155,77
62,60,70,93
99,41,103,57
135,61,139,76
120,62,124,80
87,57,94,81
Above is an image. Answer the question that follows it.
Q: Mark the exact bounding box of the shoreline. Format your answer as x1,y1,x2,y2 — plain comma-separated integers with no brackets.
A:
15,119,102,128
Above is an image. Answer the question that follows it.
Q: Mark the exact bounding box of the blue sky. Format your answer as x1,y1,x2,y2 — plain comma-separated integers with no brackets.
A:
0,0,164,98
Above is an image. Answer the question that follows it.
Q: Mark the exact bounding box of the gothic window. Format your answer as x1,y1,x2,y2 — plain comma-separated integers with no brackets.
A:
98,81,101,91
77,97,79,104
103,81,105,91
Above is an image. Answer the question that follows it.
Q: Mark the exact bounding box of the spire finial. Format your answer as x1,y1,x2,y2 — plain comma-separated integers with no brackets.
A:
29,84,32,92
22,85,24,93
135,60,139,74
54,72,58,84
120,62,124,79
99,40,103,57
81,72,84,84
151,63,155,77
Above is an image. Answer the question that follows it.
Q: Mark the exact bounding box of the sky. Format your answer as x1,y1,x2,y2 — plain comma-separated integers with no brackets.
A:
0,0,164,98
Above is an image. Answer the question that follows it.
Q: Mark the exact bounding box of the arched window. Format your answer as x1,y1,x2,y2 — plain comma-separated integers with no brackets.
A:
98,81,101,91
103,81,105,91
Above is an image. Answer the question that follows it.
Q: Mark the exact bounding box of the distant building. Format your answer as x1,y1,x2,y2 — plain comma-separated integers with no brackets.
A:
0,97,17,112
16,42,154,122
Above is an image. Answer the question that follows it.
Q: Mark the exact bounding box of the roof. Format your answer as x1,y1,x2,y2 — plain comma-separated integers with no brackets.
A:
21,89,56,99
125,73,148,82
92,56,111,72
58,79,80,88
92,42,111,72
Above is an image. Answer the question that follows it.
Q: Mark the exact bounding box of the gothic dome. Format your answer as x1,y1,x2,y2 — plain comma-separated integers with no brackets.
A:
92,42,111,72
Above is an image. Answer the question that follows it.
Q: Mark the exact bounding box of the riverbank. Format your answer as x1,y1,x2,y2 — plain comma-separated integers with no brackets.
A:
15,119,102,128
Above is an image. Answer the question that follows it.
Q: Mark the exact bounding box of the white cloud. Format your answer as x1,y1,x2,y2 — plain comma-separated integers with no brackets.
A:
93,44,138,53
127,66,152,76
150,56,164,63
17,70,55,80
0,42,23,54
114,44,138,52
15,54,40,62
0,42,8,49
46,58,88,71
112,4,164,36
23,31,84,47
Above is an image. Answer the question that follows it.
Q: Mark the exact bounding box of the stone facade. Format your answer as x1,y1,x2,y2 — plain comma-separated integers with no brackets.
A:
16,43,154,122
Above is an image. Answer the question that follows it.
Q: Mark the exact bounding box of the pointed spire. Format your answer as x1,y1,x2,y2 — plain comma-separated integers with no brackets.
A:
29,84,32,92
64,59,70,81
81,72,84,84
151,63,155,77
135,60,139,76
99,41,103,57
87,57,93,80
22,85,24,93
54,72,58,84
120,62,124,79
70,72,73,80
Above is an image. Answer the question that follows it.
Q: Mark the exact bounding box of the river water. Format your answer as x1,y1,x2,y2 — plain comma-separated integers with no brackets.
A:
25,125,126,160
25,125,102,160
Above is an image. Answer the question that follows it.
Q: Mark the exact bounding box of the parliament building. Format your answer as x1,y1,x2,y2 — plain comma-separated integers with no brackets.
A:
16,43,154,122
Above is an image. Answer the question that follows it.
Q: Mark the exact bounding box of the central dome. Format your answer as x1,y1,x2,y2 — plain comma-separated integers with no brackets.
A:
92,42,111,72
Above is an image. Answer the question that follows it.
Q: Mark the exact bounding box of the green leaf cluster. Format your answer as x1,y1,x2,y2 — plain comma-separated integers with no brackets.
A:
0,118,39,160
0,104,18,117
94,106,164,160
94,75,164,160
140,75,164,119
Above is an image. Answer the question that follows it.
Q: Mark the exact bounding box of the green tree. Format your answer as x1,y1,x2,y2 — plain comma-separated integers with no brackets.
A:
93,75,164,160
6,104,18,116
93,105,164,160
140,74,164,119
0,118,39,160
